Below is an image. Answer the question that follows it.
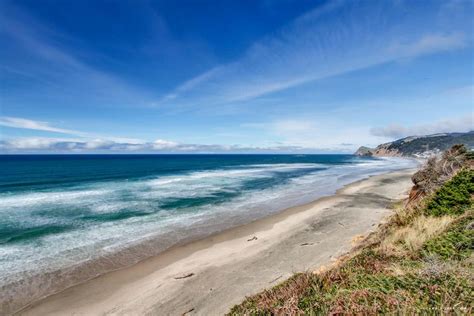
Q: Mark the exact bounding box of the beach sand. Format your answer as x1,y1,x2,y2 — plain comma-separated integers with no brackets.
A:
18,169,415,316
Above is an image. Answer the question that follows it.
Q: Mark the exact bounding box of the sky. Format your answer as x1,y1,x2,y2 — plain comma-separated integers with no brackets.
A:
0,0,473,154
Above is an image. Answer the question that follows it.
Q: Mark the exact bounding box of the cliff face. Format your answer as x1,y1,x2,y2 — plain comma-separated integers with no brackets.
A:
353,146,373,156
355,131,474,158
354,142,408,158
370,143,403,157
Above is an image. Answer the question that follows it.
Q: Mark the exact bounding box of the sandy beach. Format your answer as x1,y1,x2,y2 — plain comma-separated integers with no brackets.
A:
17,169,415,316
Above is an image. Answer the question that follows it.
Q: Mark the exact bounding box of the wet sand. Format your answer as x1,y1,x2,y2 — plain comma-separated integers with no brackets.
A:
18,169,415,316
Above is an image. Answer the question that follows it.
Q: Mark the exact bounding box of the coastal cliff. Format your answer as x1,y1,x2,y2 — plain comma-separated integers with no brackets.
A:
355,131,474,158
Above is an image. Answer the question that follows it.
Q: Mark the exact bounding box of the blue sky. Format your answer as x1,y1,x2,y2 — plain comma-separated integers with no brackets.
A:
0,0,472,153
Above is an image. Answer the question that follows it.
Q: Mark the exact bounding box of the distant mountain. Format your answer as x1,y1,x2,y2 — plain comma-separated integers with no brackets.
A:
355,131,474,158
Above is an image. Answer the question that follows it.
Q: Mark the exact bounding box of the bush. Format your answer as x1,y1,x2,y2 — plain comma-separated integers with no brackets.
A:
422,213,474,260
425,169,474,217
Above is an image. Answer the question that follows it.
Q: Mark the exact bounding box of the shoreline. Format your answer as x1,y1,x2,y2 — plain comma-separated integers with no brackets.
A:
16,168,416,315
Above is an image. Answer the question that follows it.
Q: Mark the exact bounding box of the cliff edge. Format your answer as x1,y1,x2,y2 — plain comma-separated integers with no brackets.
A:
355,131,474,158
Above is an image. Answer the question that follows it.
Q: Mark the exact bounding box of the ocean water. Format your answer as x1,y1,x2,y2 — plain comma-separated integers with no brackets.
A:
0,154,416,312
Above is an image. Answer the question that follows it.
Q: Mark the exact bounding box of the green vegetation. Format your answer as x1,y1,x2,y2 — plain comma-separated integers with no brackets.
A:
230,148,473,315
425,169,474,217
422,213,474,260
386,131,474,156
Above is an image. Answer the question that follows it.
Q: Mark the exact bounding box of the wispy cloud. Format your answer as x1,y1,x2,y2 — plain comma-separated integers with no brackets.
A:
0,116,145,144
370,114,473,139
0,5,152,106
388,33,466,58
158,0,471,108
155,67,222,105
0,116,85,136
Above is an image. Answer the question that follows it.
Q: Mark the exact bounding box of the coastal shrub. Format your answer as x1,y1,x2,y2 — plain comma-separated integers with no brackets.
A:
421,212,474,261
425,169,474,217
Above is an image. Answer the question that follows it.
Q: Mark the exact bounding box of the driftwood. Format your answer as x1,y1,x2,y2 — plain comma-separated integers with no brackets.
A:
269,275,283,283
247,236,258,241
174,273,194,280
182,308,195,315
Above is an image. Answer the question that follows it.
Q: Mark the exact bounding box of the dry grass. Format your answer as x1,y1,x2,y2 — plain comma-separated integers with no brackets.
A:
379,215,454,256
391,201,420,226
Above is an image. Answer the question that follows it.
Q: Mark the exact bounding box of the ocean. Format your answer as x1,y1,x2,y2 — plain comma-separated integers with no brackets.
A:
0,154,416,312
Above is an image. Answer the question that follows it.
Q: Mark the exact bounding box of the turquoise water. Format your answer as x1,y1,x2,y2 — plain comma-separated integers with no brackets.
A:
0,154,416,312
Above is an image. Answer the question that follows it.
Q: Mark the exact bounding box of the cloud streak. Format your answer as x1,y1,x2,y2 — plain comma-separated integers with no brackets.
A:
159,0,471,108
0,116,85,136
0,116,146,145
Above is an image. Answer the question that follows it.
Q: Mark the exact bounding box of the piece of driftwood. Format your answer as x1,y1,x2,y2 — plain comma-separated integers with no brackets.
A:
247,236,258,241
174,273,194,280
269,275,283,283
182,308,195,315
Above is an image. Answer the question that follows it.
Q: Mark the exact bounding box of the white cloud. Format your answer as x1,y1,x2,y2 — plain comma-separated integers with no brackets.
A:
370,115,473,139
0,116,188,152
151,139,179,149
1,137,84,150
0,135,353,153
0,116,84,135
83,139,115,149
3,137,60,150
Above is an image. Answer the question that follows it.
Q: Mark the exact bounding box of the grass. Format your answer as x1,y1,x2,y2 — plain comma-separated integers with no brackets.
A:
379,215,453,256
391,201,419,226
230,159,474,315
